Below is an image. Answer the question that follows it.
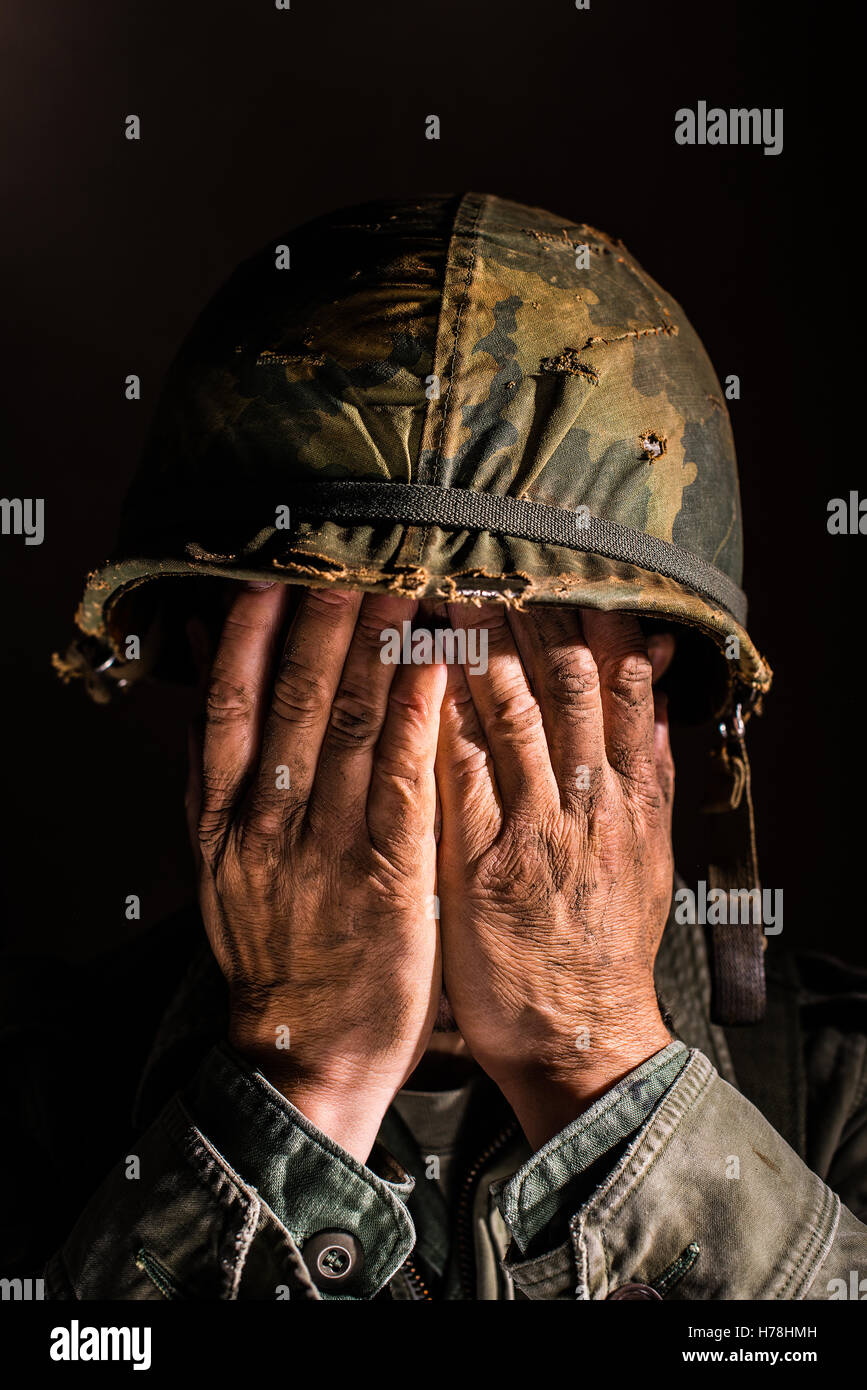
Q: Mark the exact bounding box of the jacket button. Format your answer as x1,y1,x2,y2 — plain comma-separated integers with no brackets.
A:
607,1282,662,1300
302,1231,364,1290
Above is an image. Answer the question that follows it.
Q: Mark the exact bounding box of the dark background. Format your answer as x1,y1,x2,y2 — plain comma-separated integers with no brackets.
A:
0,1,855,960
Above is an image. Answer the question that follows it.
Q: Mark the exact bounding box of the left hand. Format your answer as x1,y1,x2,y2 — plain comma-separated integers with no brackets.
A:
435,602,675,1150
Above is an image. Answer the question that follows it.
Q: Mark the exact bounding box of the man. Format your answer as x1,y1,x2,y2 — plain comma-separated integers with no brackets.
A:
23,193,867,1298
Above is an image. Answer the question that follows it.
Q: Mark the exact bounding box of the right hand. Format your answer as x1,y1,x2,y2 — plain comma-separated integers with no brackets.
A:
186,583,447,1163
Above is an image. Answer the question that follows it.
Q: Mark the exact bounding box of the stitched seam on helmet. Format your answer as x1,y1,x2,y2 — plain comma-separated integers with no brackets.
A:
432,194,484,489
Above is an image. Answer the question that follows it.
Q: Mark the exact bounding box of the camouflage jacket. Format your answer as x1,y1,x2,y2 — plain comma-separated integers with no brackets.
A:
2,887,866,1301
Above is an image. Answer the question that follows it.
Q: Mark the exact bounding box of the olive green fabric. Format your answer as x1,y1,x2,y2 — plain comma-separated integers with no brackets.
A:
184,1043,416,1301
495,1042,689,1254
23,896,867,1302
62,193,771,716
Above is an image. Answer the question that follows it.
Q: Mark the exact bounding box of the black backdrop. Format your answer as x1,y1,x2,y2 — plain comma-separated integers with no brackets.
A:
0,1,856,960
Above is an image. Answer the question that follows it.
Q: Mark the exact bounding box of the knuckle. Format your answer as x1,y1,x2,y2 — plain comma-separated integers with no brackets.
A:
450,746,491,782
609,740,654,784
200,765,236,803
566,762,608,808
650,766,676,818
636,784,666,818
196,768,237,845
236,812,290,862
476,616,512,656
328,685,382,746
388,685,435,727
489,689,543,739
243,783,304,840
205,672,254,725
445,684,476,719
304,586,357,611
478,830,547,905
623,768,671,826
354,610,397,651
603,651,653,703
544,650,600,710
375,751,424,785
374,689,437,785
271,659,330,723
477,610,509,639
222,610,274,641
197,806,228,861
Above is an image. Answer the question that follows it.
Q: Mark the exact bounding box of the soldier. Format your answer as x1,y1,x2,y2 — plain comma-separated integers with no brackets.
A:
27,193,867,1299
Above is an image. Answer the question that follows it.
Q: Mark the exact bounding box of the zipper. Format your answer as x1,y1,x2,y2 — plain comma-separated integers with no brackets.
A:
134,1246,185,1300
456,1122,518,1300
400,1253,433,1301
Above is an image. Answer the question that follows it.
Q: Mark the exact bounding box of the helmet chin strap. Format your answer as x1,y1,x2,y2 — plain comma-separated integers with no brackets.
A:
701,693,767,1025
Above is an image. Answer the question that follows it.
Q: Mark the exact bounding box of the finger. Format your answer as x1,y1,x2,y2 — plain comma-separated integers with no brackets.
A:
199,583,290,843
248,587,363,831
446,601,558,814
580,610,657,793
653,689,675,809
366,655,448,860
648,631,676,684
306,594,418,832
435,655,501,853
506,605,607,806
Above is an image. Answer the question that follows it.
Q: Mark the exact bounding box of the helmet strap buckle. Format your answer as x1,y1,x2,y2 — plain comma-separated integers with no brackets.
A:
701,693,767,1025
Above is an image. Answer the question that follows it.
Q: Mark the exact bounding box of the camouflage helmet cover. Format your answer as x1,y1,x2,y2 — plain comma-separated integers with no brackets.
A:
61,192,771,719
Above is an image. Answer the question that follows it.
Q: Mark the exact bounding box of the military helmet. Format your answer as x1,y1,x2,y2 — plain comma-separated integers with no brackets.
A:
56,193,772,1023
58,192,770,716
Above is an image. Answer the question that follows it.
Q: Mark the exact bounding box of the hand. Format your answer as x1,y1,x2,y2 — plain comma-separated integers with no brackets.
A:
186,584,447,1163
435,603,675,1150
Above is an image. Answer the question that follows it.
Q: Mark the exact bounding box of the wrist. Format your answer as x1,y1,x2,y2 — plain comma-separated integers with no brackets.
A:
245,1053,396,1164
228,1026,400,1165
275,1081,391,1165
494,1017,674,1152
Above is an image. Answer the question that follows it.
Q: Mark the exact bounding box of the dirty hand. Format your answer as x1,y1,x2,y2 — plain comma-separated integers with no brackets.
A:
187,584,447,1163
435,604,675,1150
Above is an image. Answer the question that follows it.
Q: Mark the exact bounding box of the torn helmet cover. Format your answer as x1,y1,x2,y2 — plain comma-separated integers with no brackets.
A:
61,192,771,720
